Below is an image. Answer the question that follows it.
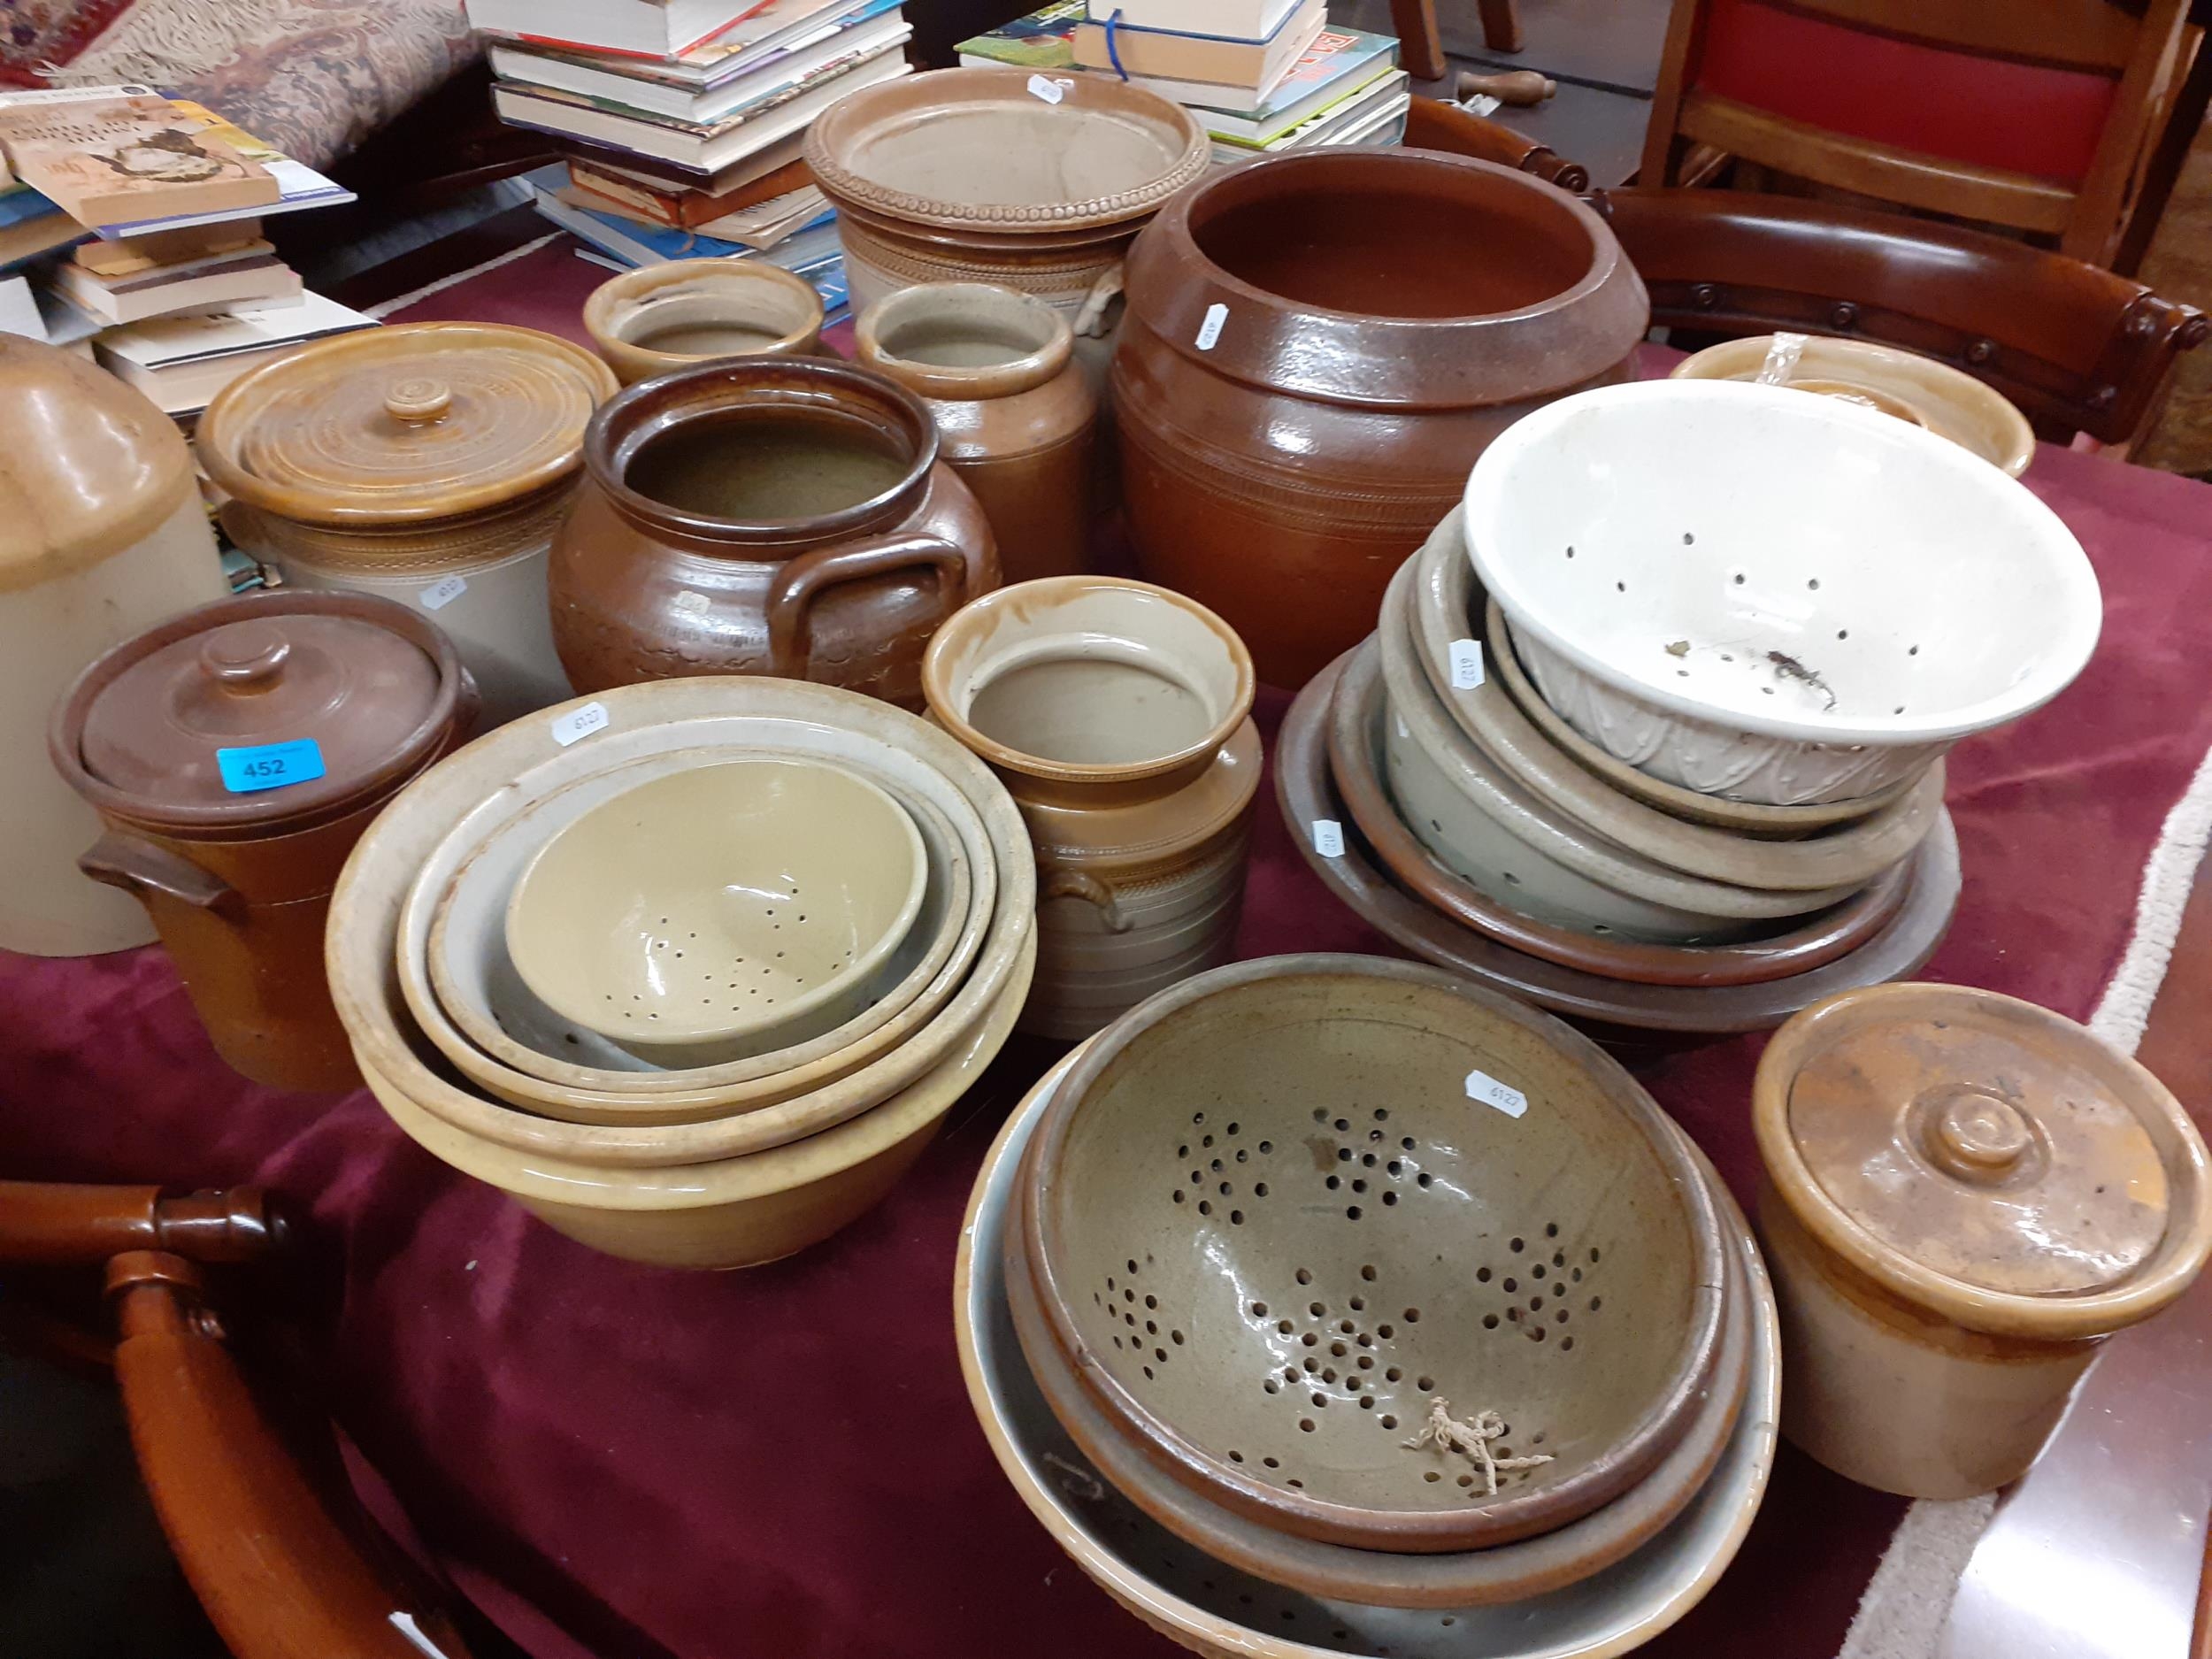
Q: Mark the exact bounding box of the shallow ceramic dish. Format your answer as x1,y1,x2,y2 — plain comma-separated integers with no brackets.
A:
504,757,926,1063
1669,336,2034,478
1407,511,1944,883
1278,654,1962,1034
328,679,1033,1169
365,929,1033,1271
1003,1136,1749,1608
1380,566,1870,941
956,1048,1780,1657
1464,381,2099,803
1022,955,1726,1554
424,750,975,1122
1329,641,1914,987
1481,594,1920,836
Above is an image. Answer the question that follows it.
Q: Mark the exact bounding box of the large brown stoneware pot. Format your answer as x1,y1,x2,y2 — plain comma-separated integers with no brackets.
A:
1111,150,1648,688
549,357,999,710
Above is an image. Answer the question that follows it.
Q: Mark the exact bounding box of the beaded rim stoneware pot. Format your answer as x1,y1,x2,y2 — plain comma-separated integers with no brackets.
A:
1326,640,1915,988
583,257,825,384
1020,954,1728,1554
548,357,998,710
1275,652,1962,1036
1110,148,1648,688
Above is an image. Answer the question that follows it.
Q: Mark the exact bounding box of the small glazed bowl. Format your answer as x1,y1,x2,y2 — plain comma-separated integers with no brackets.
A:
1329,639,1914,988
505,757,927,1064
1020,954,1728,1554
1670,335,2034,477
956,1045,1782,1658
1465,380,2099,803
582,257,824,385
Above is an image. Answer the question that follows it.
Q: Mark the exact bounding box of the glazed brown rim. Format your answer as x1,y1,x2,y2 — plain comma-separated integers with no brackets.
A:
923,576,1257,788
50,589,472,837
197,322,618,527
1020,951,1729,1554
582,257,825,378
1328,639,1912,987
1753,985,2212,1340
584,355,941,544
855,281,1073,402
1276,652,1962,1033
804,66,1210,233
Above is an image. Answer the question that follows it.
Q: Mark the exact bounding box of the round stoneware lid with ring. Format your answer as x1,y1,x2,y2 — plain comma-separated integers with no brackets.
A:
61,591,462,829
1755,984,2212,1333
196,321,618,526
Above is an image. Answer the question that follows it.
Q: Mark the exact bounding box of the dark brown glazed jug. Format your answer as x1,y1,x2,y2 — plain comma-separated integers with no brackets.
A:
549,357,999,709
49,592,475,1092
1110,149,1648,689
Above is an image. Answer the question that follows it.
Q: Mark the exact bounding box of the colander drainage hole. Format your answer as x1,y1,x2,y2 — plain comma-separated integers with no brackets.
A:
1416,1374,1433,1391
1379,1415,1397,1430
1263,1456,1279,1469
1476,1267,1492,1283
1361,1264,1378,1281
1483,1315,1500,1329
1250,1301,1268,1317
1295,1268,1312,1286
1299,1419,1316,1432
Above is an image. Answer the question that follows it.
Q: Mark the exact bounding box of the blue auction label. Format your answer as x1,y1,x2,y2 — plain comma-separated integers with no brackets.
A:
215,738,327,795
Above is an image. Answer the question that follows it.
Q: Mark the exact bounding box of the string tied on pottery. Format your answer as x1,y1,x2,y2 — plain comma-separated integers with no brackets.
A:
1403,1397,1555,1497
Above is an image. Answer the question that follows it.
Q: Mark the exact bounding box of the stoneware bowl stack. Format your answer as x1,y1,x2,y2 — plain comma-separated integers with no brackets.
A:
956,956,1781,1655
326,676,1037,1270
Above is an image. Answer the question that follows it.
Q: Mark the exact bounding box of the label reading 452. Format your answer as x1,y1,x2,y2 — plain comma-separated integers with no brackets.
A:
216,739,327,795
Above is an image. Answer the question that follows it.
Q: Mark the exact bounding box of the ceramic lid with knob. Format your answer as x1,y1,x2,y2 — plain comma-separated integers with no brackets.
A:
195,322,619,527
50,591,470,833
1754,983,2212,1340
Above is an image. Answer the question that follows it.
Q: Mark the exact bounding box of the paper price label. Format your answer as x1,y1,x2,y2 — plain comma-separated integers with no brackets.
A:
1466,1068,1529,1118
672,589,710,615
1027,73,1066,103
1396,713,1409,741
420,574,468,611
216,738,326,795
1195,302,1227,351
1465,93,1502,116
1310,818,1345,858
1448,639,1486,689
549,701,611,747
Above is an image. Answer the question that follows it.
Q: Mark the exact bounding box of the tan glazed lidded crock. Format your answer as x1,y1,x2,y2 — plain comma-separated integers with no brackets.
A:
1753,983,2212,1497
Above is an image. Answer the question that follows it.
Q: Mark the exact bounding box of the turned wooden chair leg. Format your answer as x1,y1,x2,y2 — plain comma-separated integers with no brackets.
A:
1391,0,1449,80
1478,0,1526,56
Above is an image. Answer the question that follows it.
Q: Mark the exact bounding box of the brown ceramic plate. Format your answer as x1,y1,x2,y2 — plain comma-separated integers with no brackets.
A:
1327,640,1912,988
1019,954,1728,1555
1277,653,1961,1034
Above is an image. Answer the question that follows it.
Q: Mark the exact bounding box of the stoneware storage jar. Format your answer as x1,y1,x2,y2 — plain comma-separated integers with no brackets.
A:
1753,984,2212,1498
924,577,1259,1040
549,357,998,710
856,282,1097,584
806,67,1209,383
1111,149,1647,688
583,257,824,384
50,592,473,1091
199,322,617,731
0,336,229,956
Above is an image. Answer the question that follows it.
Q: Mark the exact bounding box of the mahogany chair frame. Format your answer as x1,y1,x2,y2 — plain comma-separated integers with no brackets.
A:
1639,0,2197,268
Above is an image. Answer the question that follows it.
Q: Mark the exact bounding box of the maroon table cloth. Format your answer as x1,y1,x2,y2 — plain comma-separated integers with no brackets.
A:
5,237,2212,1659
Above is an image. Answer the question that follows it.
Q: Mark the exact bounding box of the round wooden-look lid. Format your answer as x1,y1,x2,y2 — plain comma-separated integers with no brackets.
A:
1755,984,2212,1338
196,322,618,527
54,591,466,832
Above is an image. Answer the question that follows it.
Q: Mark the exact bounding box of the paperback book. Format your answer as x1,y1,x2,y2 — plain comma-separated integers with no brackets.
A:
0,86,277,230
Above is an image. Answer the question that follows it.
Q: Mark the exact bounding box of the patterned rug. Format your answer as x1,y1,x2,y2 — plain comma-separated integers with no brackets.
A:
0,0,140,83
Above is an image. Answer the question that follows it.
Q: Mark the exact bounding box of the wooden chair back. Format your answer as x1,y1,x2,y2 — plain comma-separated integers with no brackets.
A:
1640,0,2196,266
1406,96,1589,193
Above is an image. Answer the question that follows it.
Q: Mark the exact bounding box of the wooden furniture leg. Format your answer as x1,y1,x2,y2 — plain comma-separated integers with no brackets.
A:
1392,0,1449,80
1477,0,1526,56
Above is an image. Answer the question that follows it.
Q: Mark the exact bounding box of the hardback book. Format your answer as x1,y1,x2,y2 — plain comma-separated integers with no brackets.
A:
1084,0,1304,38
565,181,828,249
53,242,300,326
94,289,375,414
1194,28,1401,139
0,180,59,229
557,125,810,188
74,219,265,276
566,156,812,225
1071,0,1325,94
463,0,777,59
497,15,911,130
1213,67,1409,158
93,104,353,238
492,41,910,168
0,87,279,230
534,183,837,270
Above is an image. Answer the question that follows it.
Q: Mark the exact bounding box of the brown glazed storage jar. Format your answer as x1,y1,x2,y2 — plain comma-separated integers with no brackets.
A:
856,282,1097,584
1754,984,2212,1498
1111,149,1648,688
199,322,618,730
549,357,998,710
50,592,473,1091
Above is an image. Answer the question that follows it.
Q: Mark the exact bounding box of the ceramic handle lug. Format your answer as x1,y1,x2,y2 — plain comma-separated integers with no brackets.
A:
79,831,245,920
764,534,972,679
1040,867,1131,933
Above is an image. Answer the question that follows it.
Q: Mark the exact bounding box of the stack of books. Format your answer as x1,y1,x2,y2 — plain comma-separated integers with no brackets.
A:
0,85,372,416
961,3,1408,162
467,0,917,322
